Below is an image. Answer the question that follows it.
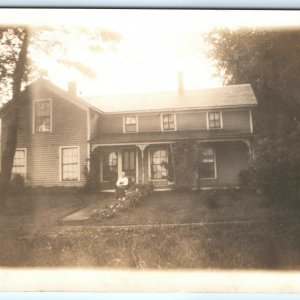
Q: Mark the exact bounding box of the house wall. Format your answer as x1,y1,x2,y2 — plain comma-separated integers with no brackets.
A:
90,109,101,140
138,114,161,132
98,109,252,134
99,115,123,133
95,141,249,190
1,84,89,187
200,141,249,188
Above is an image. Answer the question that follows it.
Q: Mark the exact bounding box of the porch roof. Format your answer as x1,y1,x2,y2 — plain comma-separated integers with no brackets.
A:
90,130,253,145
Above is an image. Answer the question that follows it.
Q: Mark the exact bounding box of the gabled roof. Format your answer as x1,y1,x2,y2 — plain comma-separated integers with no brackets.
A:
29,78,104,114
0,79,257,116
0,78,104,116
84,84,257,114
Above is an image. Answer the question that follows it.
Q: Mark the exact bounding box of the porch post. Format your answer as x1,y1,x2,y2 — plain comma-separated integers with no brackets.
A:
242,139,254,162
137,144,148,184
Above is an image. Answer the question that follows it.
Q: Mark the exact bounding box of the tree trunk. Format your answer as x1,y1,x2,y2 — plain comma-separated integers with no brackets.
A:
0,28,28,209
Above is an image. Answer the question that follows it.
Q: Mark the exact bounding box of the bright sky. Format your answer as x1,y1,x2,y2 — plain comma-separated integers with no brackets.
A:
1,9,300,96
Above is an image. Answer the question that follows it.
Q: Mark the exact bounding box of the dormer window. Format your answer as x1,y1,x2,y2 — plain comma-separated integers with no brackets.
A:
124,116,137,133
161,113,176,131
207,111,222,129
33,99,52,133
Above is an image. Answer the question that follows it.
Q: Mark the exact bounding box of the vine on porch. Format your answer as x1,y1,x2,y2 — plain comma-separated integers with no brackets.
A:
170,139,201,190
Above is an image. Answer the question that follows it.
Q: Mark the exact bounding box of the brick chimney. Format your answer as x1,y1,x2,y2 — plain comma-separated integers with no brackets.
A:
177,70,184,96
68,81,77,96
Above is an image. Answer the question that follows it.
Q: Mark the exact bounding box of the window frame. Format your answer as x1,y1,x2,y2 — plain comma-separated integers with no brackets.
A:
161,113,177,131
149,148,169,180
12,148,27,179
32,98,53,134
59,146,80,182
198,147,217,180
123,115,138,133
206,111,223,130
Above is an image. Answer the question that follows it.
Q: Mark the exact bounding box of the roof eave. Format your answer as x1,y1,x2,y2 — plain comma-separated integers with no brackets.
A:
102,103,258,115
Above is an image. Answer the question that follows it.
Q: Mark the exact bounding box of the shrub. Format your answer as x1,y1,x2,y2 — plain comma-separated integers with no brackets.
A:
238,169,252,188
130,182,154,198
126,190,143,207
250,130,300,205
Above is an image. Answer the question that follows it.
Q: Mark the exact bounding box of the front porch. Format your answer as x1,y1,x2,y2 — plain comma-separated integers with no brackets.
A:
91,143,175,191
90,139,253,191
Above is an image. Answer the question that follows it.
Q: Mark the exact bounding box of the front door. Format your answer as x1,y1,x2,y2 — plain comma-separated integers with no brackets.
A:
122,149,136,185
102,150,118,188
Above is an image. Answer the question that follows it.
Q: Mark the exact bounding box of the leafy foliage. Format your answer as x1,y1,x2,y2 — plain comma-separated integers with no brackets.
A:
0,25,121,208
206,27,300,203
171,140,200,190
250,125,300,204
205,27,300,137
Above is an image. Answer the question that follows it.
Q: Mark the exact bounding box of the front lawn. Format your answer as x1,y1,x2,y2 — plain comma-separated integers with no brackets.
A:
0,219,299,269
0,189,299,268
85,189,300,225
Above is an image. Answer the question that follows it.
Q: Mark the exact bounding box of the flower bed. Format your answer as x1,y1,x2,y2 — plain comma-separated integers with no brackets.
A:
90,183,153,221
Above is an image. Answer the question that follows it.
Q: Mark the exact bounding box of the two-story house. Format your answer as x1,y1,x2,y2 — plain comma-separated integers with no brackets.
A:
0,78,257,190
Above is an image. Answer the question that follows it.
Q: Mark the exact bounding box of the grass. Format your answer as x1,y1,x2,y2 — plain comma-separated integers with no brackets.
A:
0,220,299,269
85,189,300,226
0,189,300,268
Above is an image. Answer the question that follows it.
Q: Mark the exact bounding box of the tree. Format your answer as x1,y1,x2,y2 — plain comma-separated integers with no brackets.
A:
205,27,300,137
0,25,120,208
0,27,28,205
205,27,300,203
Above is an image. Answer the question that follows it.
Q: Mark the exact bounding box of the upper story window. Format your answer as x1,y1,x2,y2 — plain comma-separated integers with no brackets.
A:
124,116,137,133
33,99,52,133
207,111,222,129
12,148,26,178
161,113,176,131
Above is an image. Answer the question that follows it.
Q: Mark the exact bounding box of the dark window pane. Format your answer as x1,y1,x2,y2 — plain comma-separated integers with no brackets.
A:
208,112,221,129
198,147,215,179
35,100,51,132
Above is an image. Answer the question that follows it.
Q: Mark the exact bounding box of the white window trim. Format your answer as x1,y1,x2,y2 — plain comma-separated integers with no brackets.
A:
199,147,217,180
32,98,53,134
160,113,177,131
12,148,27,179
123,115,138,133
249,108,253,133
206,111,223,130
148,147,169,181
59,146,80,182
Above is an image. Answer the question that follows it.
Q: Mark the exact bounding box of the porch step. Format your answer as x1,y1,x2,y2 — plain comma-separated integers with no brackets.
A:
151,180,174,190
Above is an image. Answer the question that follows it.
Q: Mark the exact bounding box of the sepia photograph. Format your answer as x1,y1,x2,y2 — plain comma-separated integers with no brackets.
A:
0,8,300,292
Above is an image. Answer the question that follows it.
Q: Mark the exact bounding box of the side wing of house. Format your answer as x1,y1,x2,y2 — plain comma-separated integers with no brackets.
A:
91,105,255,189
0,81,89,187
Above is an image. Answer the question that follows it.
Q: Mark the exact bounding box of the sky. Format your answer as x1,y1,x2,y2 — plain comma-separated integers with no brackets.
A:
2,9,300,96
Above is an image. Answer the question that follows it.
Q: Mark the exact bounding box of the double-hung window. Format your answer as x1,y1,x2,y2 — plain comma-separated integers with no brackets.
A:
33,99,52,133
207,112,222,129
124,116,137,132
60,146,80,181
12,149,26,178
162,113,176,131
